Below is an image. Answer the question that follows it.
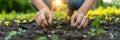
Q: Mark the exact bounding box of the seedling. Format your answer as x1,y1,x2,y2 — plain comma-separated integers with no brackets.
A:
51,35,59,40
14,20,20,24
36,36,47,40
114,18,120,23
5,31,17,40
4,21,10,26
4,28,26,40
90,15,106,36
53,18,64,29
88,28,96,36
0,20,2,26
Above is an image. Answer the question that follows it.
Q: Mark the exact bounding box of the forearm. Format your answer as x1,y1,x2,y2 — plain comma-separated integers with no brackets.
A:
77,0,96,15
31,0,50,10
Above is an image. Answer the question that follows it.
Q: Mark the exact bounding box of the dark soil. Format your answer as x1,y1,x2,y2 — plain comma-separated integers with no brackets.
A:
0,15,120,40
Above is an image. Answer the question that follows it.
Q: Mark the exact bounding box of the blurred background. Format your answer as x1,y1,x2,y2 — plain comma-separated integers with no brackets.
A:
0,0,120,13
0,0,120,21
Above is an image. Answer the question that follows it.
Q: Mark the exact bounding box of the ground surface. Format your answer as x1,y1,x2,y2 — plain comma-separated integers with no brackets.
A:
0,15,120,40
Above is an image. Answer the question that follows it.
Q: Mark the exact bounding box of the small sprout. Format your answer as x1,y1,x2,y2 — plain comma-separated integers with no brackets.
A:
109,17,112,21
97,28,106,35
9,31,17,36
114,18,119,23
14,20,20,24
0,20,2,23
36,36,47,40
0,20,2,26
51,35,59,40
89,16,93,20
88,28,96,36
29,19,33,22
100,20,106,24
4,21,10,26
91,19,100,27
56,25,62,29
23,20,27,23
5,36,11,40
53,21,58,24
105,16,109,20
5,31,17,40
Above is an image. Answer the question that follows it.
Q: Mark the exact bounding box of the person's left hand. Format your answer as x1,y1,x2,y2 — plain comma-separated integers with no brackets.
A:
71,12,88,29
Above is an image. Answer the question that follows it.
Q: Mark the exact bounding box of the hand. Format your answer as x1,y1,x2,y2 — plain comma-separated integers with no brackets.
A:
35,8,53,28
71,13,88,29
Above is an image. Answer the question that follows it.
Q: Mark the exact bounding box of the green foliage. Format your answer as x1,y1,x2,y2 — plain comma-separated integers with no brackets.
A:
114,18,120,23
5,31,17,40
0,0,35,12
91,19,100,27
51,35,59,40
36,36,47,40
91,15,101,27
100,20,106,24
90,15,106,36
5,28,26,40
88,28,96,36
96,28,106,35
56,25,63,29
0,11,35,21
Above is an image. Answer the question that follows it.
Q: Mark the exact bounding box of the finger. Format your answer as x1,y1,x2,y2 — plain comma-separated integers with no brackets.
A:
71,14,77,26
35,15,40,26
42,19,48,26
73,15,83,27
36,12,41,26
41,23,46,28
83,19,88,27
45,13,49,20
77,16,87,29
48,15,53,24
40,11,48,26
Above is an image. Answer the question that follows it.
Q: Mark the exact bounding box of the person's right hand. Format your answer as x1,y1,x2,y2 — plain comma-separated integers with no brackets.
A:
35,8,53,28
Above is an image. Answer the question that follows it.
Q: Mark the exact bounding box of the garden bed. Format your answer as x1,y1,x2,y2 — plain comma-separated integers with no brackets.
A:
0,14,120,40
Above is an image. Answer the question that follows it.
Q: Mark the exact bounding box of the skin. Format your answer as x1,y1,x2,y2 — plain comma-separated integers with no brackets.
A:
32,0,96,29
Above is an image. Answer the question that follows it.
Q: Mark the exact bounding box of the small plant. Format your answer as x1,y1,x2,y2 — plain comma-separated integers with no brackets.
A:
14,20,20,24
88,28,96,36
89,15,106,36
5,31,17,40
4,21,10,26
4,28,26,40
36,36,47,40
51,35,59,40
114,18,120,23
0,20,2,26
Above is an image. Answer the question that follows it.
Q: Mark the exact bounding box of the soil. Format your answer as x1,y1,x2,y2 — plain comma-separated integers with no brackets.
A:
0,15,120,40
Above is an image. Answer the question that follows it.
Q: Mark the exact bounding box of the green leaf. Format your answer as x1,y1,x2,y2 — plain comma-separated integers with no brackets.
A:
97,28,106,35
56,25,63,29
9,31,17,36
53,21,58,24
91,19,100,27
100,20,106,24
36,36,47,40
88,28,96,36
92,15,101,19
51,35,59,40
